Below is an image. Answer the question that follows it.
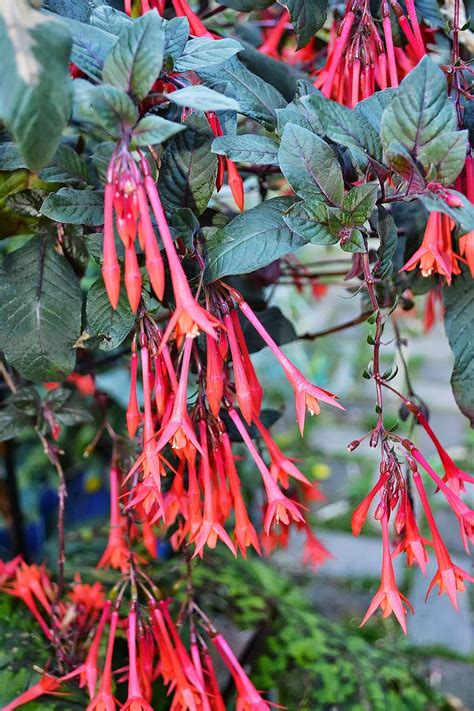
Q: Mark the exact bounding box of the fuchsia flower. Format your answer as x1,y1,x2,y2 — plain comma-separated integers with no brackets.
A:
361,513,414,633
87,610,120,711
401,212,459,285
392,492,431,576
97,466,130,573
80,601,112,699
213,633,271,710
123,607,154,711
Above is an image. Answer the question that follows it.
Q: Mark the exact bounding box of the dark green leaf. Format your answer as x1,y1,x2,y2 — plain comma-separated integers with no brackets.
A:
103,10,165,102
0,406,32,441
7,189,45,218
158,115,217,216
356,89,397,132
278,123,344,205
300,94,383,162
343,184,378,225
55,399,95,426
132,115,185,146
55,15,116,81
418,130,468,185
385,140,426,190
374,206,398,278
163,16,189,66
204,196,304,282
0,1,72,171
72,80,137,138
86,277,135,352
39,144,89,185
175,37,242,71
90,6,131,36
278,0,327,49
212,135,279,164
340,228,365,253
0,235,82,381
381,57,457,161
198,56,286,130
443,268,474,425
0,142,27,171
283,200,337,245
168,85,240,112
41,188,104,225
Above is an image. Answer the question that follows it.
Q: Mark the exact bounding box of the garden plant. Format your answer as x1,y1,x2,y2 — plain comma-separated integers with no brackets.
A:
0,0,473,709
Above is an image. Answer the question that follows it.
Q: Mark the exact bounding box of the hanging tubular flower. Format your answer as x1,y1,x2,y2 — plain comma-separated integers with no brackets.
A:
401,212,458,284
123,606,154,711
87,610,120,711
97,466,130,573
212,633,271,711
142,161,218,344
412,470,474,610
392,492,431,576
127,343,140,438
80,601,112,700
102,182,121,309
226,289,343,434
361,512,413,633
190,420,237,557
352,469,390,536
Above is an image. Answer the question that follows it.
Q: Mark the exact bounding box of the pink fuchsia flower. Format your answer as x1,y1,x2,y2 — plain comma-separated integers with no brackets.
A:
361,513,414,633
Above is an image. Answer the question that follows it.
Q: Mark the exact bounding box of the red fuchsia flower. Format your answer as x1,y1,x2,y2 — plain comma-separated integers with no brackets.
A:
228,407,305,533
205,332,224,417
0,555,22,585
123,606,154,711
230,291,343,434
406,444,474,551
136,183,165,301
422,288,443,333
212,632,271,711
352,469,390,536
172,0,215,38
405,402,474,494
97,466,130,573
459,231,474,277
253,416,310,487
159,602,207,698
3,667,84,711
230,309,263,416
153,335,202,461
392,491,431,575
226,158,245,211
457,154,474,276
258,9,289,58
301,524,332,570
201,640,226,711
142,161,218,344
224,312,255,425
127,344,140,438
69,576,105,627
149,601,202,710
191,420,237,557
401,212,459,284
87,610,120,711
361,512,414,633
80,601,112,699
412,469,474,610
140,340,165,504
102,181,121,310
221,431,261,557
2,563,53,640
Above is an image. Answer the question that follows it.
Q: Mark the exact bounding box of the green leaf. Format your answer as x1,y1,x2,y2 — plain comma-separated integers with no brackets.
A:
39,144,89,185
204,196,304,282
55,15,116,81
356,89,397,132
343,184,378,225
175,37,242,71
283,200,337,245
212,135,279,164
418,130,468,185
380,57,457,161
86,277,135,352
374,206,398,278
0,406,32,441
0,142,27,171
41,188,104,225
420,190,474,236
132,115,185,146
0,1,72,171
278,124,344,205
103,10,164,102
7,189,45,218
168,85,240,112
300,94,383,162
340,228,365,253
163,16,189,66
278,0,327,49
0,235,82,381
385,140,426,191
72,80,137,139
198,56,286,130
443,268,474,425
90,6,131,36
158,115,217,216
55,400,94,426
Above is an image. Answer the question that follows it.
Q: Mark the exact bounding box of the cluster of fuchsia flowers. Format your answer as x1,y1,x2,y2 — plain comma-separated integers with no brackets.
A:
2,1,473,709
